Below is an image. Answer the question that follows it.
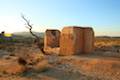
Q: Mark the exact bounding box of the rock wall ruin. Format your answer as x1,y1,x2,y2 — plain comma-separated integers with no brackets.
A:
60,27,83,55
83,27,94,53
44,26,94,55
44,29,60,55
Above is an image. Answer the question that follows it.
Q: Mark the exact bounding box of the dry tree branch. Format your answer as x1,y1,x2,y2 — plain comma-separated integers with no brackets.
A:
21,15,39,39
21,15,44,53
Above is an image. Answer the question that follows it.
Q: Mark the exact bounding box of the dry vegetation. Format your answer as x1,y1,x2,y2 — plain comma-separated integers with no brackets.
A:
0,36,120,80
94,37,120,57
95,37,120,48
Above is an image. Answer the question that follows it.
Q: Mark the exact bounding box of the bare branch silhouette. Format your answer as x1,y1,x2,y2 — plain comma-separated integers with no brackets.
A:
21,15,44,53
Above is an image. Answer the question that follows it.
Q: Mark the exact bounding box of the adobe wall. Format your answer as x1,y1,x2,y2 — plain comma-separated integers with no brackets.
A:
43,26,94,56
59,26,94,56
60,27,83,55
44,29,60,54
83,27,94,53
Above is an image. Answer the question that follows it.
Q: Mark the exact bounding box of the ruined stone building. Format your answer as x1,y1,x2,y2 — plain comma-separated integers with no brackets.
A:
44,26,94,56
44,29,60,55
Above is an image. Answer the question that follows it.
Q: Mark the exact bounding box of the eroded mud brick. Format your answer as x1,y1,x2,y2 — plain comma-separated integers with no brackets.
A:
60,26,94,55
60,26,83,55
83,27,94,53
44,29,60,54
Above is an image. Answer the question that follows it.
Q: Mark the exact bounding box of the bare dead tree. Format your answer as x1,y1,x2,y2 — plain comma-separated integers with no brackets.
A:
21,15,44,53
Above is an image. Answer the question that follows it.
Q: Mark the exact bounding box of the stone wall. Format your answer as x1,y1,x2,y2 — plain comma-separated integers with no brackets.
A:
60,27,83,55
59,26,94,56
44,29,60,54
83,27,94,53
44,26,94,55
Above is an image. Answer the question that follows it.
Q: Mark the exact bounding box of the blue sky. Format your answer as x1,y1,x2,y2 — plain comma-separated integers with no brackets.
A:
0,0,120,36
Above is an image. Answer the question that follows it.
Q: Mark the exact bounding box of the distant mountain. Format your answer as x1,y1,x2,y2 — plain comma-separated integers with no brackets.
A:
95,36,120,39
96,36,112,38
13,32,44,38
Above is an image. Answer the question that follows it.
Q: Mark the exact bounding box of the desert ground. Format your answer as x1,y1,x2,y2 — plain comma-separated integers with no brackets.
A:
0,36,120,80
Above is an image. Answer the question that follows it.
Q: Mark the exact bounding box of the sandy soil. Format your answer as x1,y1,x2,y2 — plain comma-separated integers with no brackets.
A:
0,38,120,80
0,54,120,80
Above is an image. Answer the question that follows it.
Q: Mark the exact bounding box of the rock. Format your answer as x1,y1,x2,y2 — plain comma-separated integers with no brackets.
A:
32,59,48,72
12,48,49,72
25,52,45,65
44,47,60,55
0,76,33,80
44,29,60,55
0,50,10,57
0,57,25,74
14,48,45,65
117,49,120,53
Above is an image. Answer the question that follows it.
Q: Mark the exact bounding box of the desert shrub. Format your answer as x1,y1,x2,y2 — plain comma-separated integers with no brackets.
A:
0,38,5,42
0,38,16,43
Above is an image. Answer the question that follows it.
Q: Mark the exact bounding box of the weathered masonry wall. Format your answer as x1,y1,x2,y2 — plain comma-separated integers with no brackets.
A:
83,27,94,54
44,26,94,56
44,29,60,54
60,27,83,55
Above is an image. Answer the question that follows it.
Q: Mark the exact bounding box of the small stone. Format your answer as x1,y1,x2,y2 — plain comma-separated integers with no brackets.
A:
32,59,48,72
